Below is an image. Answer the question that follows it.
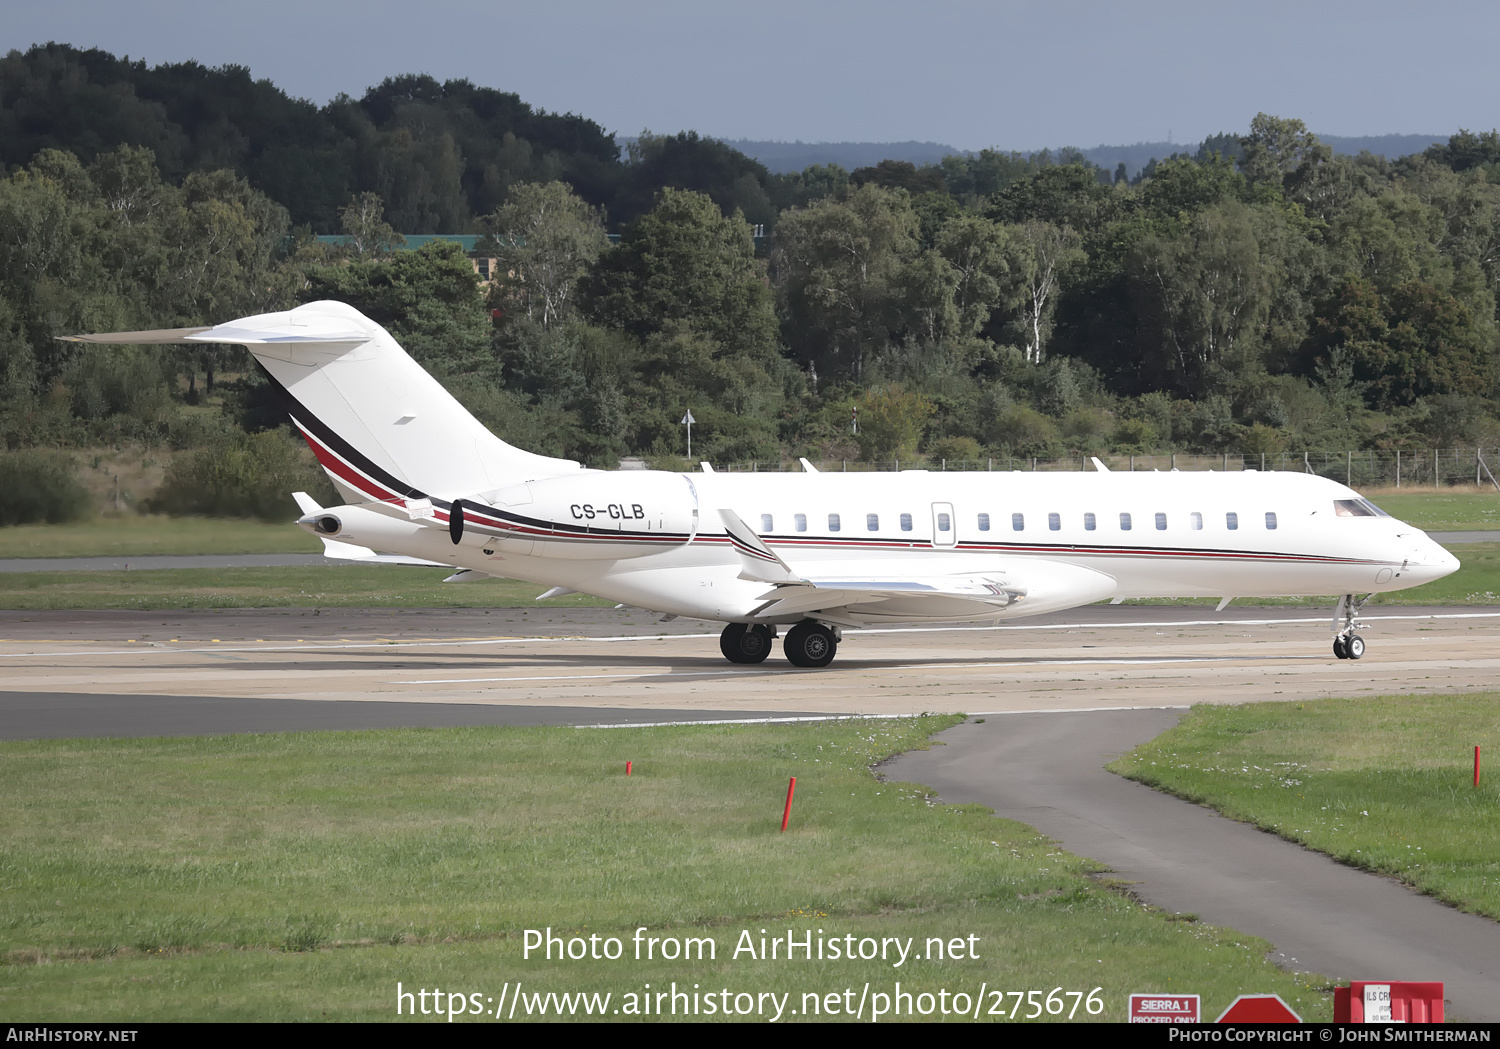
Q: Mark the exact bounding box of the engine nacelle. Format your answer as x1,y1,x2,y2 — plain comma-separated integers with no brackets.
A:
296,503,432,549
457,471,699,560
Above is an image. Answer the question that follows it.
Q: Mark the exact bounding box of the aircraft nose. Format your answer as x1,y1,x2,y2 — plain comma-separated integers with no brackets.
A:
1405,537,1460,584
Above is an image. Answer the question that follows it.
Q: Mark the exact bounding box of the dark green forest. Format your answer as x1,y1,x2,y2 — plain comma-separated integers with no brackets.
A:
3,43,1499,521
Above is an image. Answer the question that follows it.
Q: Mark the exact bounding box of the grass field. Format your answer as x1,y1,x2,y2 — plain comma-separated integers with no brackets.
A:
1111,693,1500,922
1358,491,1500,531
0,565,616,610
0,717,1328,1022
0,516,319,558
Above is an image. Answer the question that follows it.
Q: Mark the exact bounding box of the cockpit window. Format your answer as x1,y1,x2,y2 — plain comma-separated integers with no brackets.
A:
1334,499,1378,518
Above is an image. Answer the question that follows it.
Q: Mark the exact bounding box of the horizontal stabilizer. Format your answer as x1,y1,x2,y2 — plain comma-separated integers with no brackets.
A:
291,491,322,515
317,537,449,568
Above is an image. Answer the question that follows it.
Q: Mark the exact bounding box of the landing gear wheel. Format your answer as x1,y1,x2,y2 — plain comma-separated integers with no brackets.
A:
784,620,837,668
1332,594,1372,663
720,623,773,664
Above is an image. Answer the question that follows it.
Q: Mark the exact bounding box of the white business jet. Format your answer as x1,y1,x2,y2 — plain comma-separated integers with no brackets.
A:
67,301,1460,668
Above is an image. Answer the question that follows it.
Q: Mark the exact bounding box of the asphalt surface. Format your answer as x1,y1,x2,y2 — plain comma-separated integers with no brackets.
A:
0,691,823,739
887,710,1500,1021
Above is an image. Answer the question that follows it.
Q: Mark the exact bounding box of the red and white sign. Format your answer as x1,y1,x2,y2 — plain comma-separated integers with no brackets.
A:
1216,994,1303,1023
1129,994,1201,1023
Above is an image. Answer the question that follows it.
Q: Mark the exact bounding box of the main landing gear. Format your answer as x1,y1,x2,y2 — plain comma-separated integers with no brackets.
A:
1332,593,1371,660
720,622,774,664
783,620,839,668
718,619,840,667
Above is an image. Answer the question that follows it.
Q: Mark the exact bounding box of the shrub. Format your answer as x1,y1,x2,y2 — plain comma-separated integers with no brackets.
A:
149,430,331,521
0,450,90,526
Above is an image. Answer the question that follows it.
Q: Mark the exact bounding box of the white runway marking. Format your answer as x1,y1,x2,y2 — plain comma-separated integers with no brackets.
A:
3,610,1496,660
392,654,1249,685
578,704,1196,730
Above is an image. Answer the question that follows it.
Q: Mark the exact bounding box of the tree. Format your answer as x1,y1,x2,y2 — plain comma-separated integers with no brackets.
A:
1239,113,1320,188
1012,220,1082,363
933,214,1028,337
484,181,607,330
773,184,920,383
613,132,775,229
1130,203,1268,394
337,191,403,258
853,384,935,459
583,188,777,361
300,240,490,373
1305,276,1492,408
986,164,1112,228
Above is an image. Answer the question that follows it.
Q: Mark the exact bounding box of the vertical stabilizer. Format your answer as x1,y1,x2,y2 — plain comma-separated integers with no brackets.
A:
189,302,579,503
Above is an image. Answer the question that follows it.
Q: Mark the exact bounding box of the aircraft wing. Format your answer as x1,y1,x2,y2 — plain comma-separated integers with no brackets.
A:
746,559,1118,626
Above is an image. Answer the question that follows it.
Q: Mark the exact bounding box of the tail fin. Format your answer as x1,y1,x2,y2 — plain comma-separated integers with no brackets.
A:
65,301,579,504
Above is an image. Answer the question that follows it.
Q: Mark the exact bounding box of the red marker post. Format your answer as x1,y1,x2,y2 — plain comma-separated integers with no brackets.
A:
1474,746,1480,788
626,761,633,776
781,777,797,832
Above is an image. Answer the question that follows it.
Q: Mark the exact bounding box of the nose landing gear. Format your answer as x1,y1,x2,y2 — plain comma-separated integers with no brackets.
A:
1331,593,1370,660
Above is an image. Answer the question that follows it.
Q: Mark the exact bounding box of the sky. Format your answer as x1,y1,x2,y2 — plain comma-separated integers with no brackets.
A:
5,1,1492,151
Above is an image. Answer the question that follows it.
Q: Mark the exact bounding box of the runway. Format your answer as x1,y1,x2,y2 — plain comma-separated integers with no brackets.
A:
1,604,1496,737
5,602,1499,1016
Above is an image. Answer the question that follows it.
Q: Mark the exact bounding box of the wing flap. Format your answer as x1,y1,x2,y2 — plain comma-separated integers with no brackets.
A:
745,557,1118,623
753,575,1025,620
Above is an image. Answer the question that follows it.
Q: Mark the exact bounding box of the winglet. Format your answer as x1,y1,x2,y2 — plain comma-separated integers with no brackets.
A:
799,457,819,473
700,462,715,473
1091,457,1110,472
718,508,803,584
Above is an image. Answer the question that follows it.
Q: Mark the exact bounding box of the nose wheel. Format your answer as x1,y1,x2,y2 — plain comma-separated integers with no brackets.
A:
1332,634,1365,660
1331,593,1370,660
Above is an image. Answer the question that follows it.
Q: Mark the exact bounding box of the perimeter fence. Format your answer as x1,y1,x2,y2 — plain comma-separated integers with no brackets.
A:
672,448,1500,490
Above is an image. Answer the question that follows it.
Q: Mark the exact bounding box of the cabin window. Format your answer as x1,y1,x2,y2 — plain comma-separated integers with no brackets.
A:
1084,512,1096,531
1120,512,1132,531
1334,499,1377,518
936,512,951,532
760,514,773,531
867,513,879,531
828,513,841,532
1155,512,1167,530
900,513,913,531
794,513,807,532
1265,512,1277,530
1012,512,1025,531
1048,512,1061,531
1226,512,1238,530
977,513,990,531
1190,512,1203,530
